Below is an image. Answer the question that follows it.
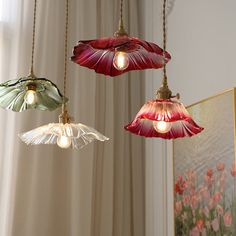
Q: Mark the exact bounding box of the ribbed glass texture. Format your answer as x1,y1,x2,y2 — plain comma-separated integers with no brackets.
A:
19,123,109,150
125,99,204,139
71,36,171,77
0,77,65,112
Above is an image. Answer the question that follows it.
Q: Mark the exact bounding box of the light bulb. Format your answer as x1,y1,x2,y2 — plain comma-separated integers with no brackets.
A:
113,51,129,70
57,135,72,149
153,121,172,134
24,90,37,105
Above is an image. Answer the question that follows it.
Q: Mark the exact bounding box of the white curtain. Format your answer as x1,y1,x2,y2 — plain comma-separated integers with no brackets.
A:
0,0,145,236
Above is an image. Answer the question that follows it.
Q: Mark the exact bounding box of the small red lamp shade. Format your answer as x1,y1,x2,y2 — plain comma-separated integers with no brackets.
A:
125,98,203,139
71,36,171,77
125,0,204,139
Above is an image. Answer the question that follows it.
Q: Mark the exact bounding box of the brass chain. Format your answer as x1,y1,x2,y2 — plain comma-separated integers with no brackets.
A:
63,0,69,104
30,0,37,76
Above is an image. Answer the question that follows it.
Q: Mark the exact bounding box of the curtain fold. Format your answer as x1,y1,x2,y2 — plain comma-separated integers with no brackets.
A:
0,0,145,236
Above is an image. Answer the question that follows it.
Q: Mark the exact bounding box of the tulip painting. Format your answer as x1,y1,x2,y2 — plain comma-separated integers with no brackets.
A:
173,89,236,235
174,163,236,235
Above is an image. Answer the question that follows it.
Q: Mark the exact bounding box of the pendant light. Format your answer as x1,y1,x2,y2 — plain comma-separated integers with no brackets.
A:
19,0,109,149
0,0,65,112
125,0,204,139
71,0,171,77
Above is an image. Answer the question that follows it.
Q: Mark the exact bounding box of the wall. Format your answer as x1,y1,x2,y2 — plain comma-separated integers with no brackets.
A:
144,0,236,235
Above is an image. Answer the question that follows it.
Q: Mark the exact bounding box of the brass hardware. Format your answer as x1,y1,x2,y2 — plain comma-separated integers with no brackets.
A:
59,104,71,124
156,0,172,100
175,93,180,100
29,0,37,77
114,0,128,37
114,45,128,53
156,0,180,101
156,85,172,99
156,77,180,100
26,83,37,91
28,71,36,79
60,0,70,118
156,76,172,99
114,19,128,37
59,112,71,124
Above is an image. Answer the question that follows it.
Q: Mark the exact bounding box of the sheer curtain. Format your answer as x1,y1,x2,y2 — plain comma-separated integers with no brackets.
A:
0,0,145,236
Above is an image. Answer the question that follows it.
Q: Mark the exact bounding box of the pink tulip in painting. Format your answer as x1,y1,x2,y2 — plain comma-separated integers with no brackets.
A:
224,212,233,227
216,163,225,171
231,161,236,177
211,218,219,232
174,162,236,235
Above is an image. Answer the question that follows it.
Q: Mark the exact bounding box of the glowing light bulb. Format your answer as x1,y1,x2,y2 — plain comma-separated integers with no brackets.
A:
153,121,172,134
24,90,37,105
57,135,72,149
113,51,129,70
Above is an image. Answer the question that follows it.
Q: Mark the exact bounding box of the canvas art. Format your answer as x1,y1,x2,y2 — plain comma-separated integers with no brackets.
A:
173,89,236,236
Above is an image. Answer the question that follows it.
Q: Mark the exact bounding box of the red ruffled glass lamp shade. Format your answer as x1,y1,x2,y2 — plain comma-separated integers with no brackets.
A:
71,36,171,77
125,98,204,139
71,0,171,77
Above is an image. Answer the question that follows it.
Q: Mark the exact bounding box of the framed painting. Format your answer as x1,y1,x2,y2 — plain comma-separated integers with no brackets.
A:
173,88,236,236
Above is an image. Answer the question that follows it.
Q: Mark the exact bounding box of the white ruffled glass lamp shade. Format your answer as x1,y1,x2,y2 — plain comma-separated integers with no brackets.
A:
19,122,109,150
19,106,109,150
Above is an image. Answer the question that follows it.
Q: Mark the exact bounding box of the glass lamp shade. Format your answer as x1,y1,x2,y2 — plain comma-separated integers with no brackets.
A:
19,122,109,150
71,36,171,77
125,99,204,139
0,76,66,112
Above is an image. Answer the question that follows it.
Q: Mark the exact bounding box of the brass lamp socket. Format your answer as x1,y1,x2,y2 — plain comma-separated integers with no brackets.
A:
59,112,71,124
156,88,180,100
114,29,128,37
115,45,127,53
114,19,128,37
28,70,37,79
26,83,37,91
59,104,71,124
156,76,180,100
156,86,172,100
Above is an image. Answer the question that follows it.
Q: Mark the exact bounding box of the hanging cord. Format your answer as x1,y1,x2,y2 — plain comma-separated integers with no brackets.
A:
63,0,69,102
156,0,174,99
115,0,128,36
59,0,71,124
30,0,37,77
162,0,168,85
120,0,124,28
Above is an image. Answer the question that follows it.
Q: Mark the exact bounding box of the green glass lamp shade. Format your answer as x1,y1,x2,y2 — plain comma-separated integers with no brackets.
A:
0,76,66,112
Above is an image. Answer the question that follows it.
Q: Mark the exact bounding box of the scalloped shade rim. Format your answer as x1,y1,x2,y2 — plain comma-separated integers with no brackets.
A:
125,99,204,139
0,76,66,112
71,36,171,77
19,122,109,150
